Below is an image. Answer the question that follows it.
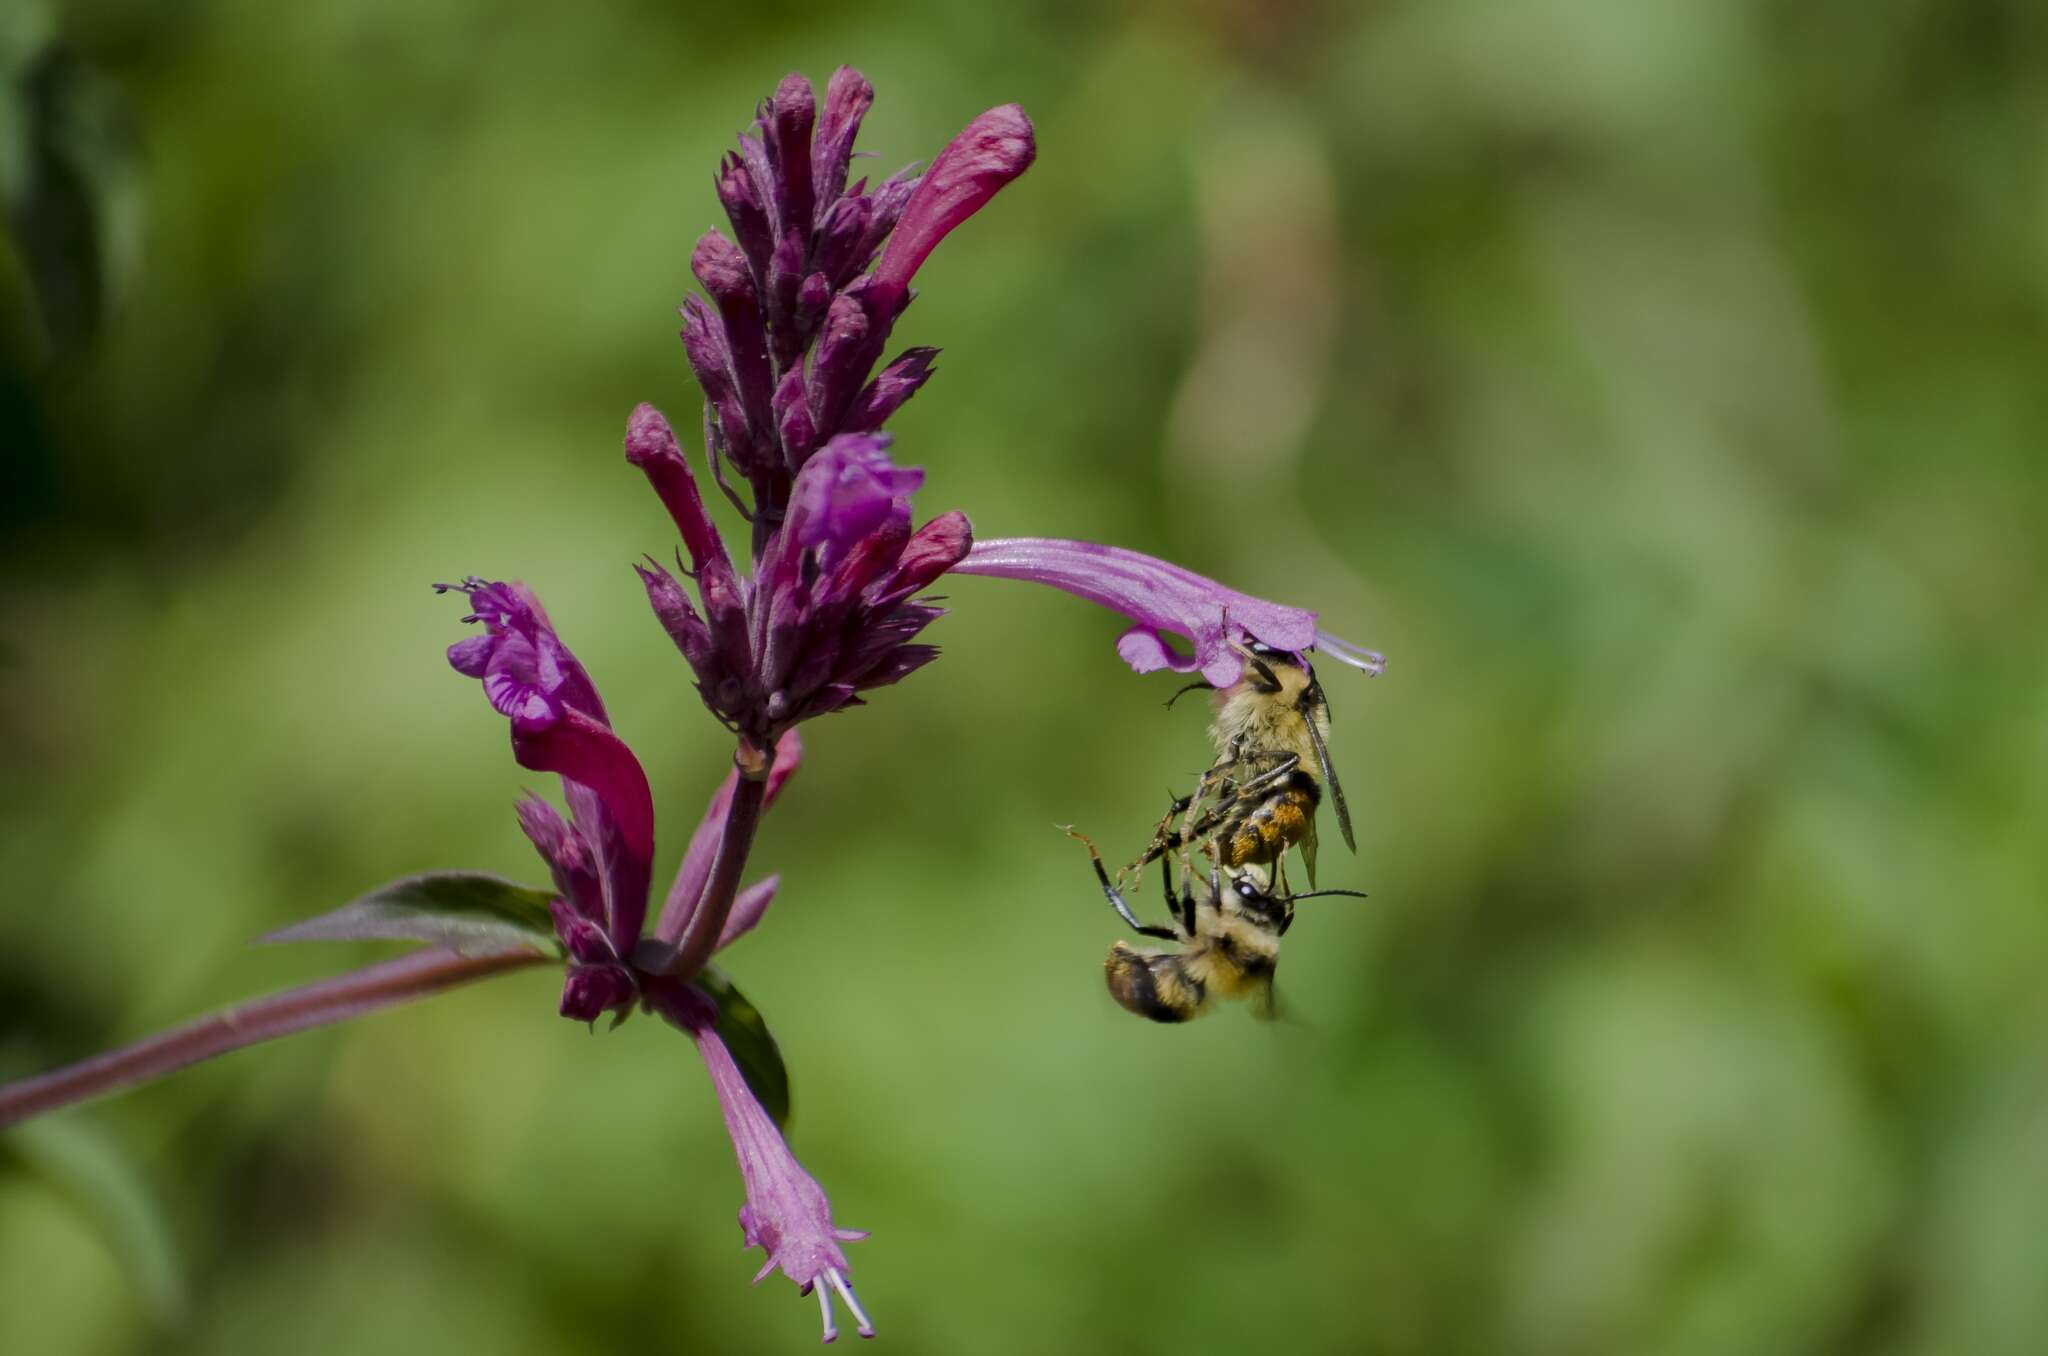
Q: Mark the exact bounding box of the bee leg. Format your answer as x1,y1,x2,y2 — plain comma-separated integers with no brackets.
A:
1160,852,1194,936
1167,754,1305,869
1066,827,1176,940
1116,790,1201,889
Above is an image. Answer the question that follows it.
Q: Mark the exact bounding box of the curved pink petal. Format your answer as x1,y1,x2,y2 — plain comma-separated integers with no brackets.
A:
871,104,1035,308
951,537,1326,688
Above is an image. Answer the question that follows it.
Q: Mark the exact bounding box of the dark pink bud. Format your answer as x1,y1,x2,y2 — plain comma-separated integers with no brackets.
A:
772,367,816,469
810,194,871,288
692,233,774,445
765,231,805,357
715,153,773,282
763,73,817,244
636,559,718,678
519,795,602,921
691,230,753,301
560,963,635,1023
873,104,1035,307
679,300,759,473
851,642,940,691
549,898,613,965
855,166,920,265
811,66,874,219
804,287,876,441
624,405,754,679
625,404,726,570
868,509,971,608
845,346,938,433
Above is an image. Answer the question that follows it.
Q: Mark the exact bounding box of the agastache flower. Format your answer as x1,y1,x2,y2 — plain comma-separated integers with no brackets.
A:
951,538,1387,687
647,984,873,1341
0,64,1388,1350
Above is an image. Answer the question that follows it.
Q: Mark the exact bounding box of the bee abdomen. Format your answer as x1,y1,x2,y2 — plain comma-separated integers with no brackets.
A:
1220,783,1317,868
1105,942,1207,1023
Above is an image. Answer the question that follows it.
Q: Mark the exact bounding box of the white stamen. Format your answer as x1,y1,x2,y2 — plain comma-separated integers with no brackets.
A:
816,1284,838,1344
826,1268,875,1338
1315,629,1387,676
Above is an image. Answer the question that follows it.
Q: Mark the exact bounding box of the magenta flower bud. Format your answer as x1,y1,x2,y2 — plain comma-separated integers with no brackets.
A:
560,962,635,1024
691,229,754,301
804,287,874,442
855,170,917,266
773,367,818,469
765,231,806,358
518,794,602,921
867,510,970,608
796,270,833,328
636,558,718,678
810,66,874,217
716,152,774,283
624,405,752,667
693,234,774,435
871,104,1036,309
850,643,939,692
763,73,817,242
680,300,761,474
549,898,614,965
810,194,871,289
845,347,938,433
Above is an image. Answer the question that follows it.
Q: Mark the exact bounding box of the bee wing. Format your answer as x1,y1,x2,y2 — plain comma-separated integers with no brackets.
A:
1302,702,1355,854
1251,972,1282,1023
1299,812,1319,890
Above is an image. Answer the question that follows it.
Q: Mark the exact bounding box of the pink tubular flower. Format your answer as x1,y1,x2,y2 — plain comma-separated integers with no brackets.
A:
950,537,1386,687
648,985,873,1343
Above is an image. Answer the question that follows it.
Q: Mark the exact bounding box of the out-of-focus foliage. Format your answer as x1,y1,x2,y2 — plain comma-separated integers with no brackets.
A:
2,1,2044,1353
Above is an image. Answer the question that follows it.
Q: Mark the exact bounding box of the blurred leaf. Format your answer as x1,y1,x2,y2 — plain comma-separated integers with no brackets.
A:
695,967,790,1129
0,29,142,359
258,871,559,956
1,1117,184,1325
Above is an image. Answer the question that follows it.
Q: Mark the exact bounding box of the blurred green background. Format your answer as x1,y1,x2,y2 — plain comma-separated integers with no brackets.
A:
3,1,2045,1352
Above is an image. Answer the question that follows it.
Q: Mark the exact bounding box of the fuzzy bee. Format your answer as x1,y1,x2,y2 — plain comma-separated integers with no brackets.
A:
1069,829,1362,1023
1122,642,1355,892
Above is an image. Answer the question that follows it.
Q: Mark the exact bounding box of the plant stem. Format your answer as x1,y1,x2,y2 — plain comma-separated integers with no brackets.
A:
666,761,769,981
0,946,549,1131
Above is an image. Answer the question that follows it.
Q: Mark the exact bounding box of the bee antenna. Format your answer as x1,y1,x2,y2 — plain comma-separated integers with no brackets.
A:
1164,680,1212,709
1284,889,1369,903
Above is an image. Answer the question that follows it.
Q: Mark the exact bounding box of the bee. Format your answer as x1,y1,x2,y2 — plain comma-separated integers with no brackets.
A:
1123,642,1355,892
1069,829,1363,1023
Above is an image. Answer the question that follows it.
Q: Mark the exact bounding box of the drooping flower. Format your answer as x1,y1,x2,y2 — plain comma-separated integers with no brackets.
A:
648,984,873,1343
950,537,1386,688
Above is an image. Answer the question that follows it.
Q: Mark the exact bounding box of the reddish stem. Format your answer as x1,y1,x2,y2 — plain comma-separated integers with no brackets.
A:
0,946,550,1130
665,756,770,980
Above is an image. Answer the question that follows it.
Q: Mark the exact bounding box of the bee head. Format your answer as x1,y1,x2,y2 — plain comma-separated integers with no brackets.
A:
1219,864,1291,928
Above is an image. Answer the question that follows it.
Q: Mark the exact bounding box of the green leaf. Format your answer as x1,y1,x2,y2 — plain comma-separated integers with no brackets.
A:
258,871,559,956
696,967,791,1129
2,1116,185,1324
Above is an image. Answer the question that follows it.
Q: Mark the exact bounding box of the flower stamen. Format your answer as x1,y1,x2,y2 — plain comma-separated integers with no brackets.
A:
826,1267,875,1339
816,1284,838,1344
